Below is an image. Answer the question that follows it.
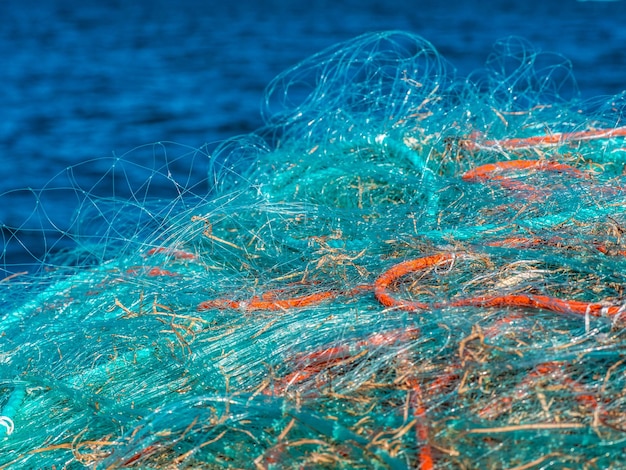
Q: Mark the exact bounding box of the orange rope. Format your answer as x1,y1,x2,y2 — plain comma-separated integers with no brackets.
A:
374,253,456,311
462,159,586,194
197,290,337,311
197,284,372,312
404,377,434,470
146,247,196,260
453,294,624,317
464,126,626,151
268,328,420,394
462,160,585,181
374,253,625,318
485,236,558,248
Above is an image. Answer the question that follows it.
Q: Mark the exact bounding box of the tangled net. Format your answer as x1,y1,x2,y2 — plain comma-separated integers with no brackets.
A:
3,31,626,469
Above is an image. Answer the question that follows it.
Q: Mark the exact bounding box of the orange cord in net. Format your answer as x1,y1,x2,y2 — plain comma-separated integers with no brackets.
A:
463,126,626,151
461,159,587,194
374,252,626,318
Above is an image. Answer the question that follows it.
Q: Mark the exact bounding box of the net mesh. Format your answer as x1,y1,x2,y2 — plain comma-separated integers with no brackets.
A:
2,31,626,469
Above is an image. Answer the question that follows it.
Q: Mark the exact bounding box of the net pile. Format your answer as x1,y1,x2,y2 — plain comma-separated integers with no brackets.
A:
2,31,626,469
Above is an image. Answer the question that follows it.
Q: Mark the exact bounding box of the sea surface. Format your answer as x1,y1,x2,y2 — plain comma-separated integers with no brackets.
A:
2,0,626,267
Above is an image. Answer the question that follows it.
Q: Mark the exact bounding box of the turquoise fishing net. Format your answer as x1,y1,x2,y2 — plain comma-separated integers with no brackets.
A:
2,31,626,468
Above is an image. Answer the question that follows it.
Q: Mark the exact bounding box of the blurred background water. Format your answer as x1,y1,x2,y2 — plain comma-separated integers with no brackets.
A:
1,0,626,267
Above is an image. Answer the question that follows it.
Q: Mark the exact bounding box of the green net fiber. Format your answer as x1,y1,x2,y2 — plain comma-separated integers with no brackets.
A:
3,31,626,469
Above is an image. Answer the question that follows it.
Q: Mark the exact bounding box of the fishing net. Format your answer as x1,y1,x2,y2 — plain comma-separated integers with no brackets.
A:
2,31,626,469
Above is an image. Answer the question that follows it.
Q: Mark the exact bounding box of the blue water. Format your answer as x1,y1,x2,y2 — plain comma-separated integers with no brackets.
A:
2,0,626,267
